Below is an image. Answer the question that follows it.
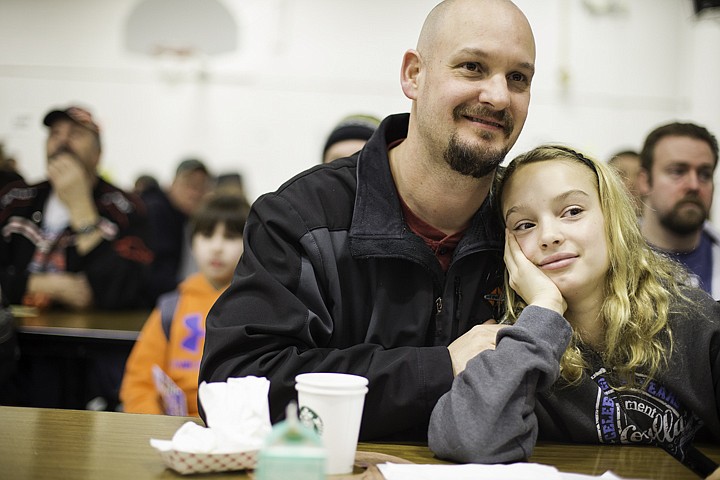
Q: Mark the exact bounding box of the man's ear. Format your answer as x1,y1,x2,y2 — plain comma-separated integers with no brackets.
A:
637,167,651,196
400,49,423,101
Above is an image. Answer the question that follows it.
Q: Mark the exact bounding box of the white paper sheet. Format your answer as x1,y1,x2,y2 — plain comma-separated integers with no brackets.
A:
377,462,626,480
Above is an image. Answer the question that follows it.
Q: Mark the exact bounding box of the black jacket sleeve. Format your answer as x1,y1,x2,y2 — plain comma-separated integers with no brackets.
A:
67,185,154,309
199,192,454,441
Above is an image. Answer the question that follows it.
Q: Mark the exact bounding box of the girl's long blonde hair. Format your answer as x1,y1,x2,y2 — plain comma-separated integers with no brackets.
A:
494,145,687,386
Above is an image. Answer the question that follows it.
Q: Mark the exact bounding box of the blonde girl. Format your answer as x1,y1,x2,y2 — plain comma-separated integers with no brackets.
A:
429,146,720,478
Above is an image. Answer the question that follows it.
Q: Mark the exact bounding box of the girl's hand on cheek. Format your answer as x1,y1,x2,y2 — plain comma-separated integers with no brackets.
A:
504,230,566,315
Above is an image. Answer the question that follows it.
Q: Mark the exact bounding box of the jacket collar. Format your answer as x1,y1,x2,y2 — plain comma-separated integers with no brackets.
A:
350,113,503,258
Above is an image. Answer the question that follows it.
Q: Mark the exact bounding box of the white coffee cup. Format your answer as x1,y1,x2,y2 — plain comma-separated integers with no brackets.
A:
295,373,369,475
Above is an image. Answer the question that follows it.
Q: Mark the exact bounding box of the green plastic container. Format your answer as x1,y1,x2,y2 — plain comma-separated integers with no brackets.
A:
255,402,326,480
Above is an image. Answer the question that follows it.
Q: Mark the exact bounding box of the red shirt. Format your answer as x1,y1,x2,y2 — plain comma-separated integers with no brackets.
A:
399,196,465,272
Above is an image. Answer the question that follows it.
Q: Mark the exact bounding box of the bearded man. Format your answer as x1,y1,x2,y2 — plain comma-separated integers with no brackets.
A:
638,121,720,299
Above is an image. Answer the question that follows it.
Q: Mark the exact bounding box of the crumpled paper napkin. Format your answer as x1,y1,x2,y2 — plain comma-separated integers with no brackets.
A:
377,462,625,480
151,376,272,454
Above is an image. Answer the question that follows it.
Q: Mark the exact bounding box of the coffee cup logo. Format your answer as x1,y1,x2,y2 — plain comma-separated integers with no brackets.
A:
298,405,324,435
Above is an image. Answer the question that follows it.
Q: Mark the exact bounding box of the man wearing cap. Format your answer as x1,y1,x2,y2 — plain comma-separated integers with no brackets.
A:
0,105,153,310
322,114,381,164
140,158,212,306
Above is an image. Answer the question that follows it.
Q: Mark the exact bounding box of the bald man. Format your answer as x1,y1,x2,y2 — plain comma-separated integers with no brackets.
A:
200,0,536,441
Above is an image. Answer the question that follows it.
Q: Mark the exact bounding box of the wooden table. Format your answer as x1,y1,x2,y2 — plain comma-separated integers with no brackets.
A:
5,309,149,410
13,308,149,343
0,406,717,479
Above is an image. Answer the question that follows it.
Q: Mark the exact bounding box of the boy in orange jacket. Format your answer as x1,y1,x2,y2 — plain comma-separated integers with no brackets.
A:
120,193,247,415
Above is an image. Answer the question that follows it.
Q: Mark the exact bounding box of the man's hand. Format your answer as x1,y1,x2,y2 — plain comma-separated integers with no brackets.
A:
47,153,102,254
27,272,93,310
707,467,720,480
47,153,94,214
447,319,506,376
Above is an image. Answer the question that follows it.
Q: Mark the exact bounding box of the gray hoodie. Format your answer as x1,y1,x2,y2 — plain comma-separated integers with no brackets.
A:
428,287,720,465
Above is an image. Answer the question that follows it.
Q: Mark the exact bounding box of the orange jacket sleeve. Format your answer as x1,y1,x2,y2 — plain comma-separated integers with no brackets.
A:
120,309,167,414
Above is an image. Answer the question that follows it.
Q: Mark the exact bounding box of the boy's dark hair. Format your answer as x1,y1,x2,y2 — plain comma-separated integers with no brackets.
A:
189,193,249,238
